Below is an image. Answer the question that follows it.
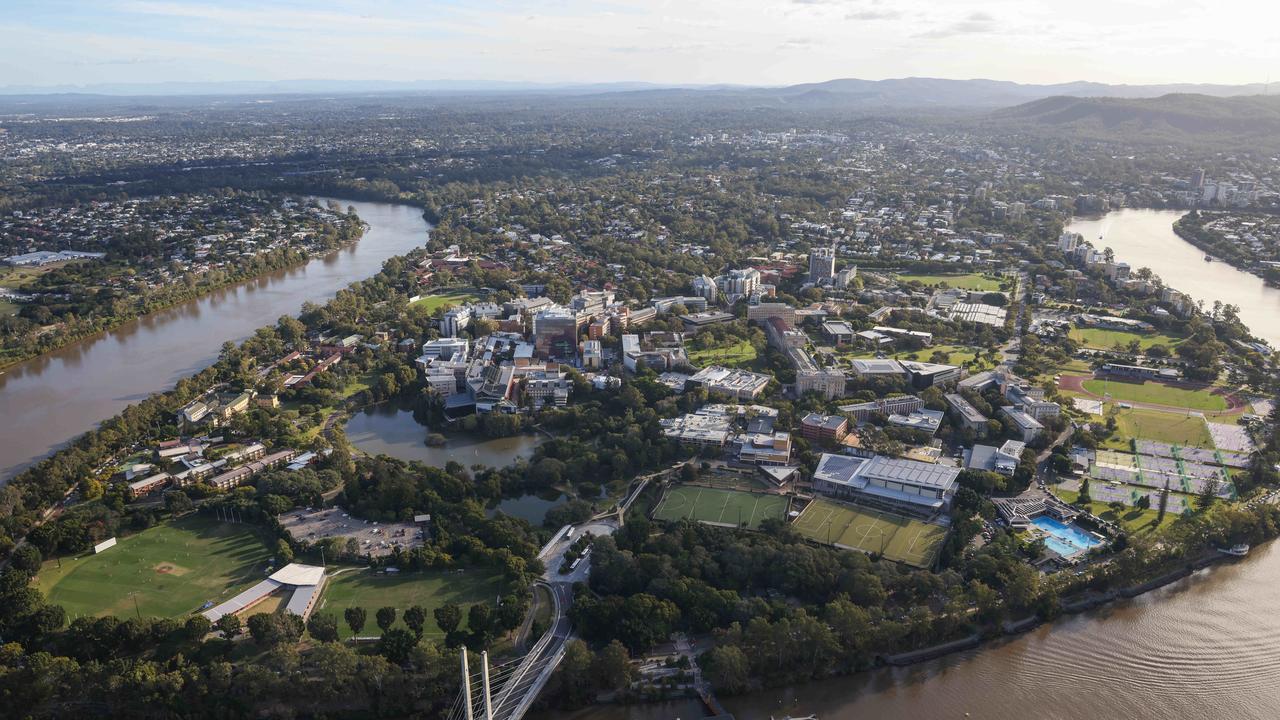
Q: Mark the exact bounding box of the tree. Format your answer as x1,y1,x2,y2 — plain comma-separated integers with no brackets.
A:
184,615,212,642
376,606,397,633
10,544,42,575
1197,478,1220,510
378,627,418,664
307,613,340,643
403,605,427,639
434,603,462,634
344,606,367,636
467,604,492,646
1077,477,1092,505
702,645,751,694
215,613,242,640
595,639,634,690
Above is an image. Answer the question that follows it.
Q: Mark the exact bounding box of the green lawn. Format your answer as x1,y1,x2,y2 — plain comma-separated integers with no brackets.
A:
1052,488,1165,535
1082,379,1226,411
897,344,993,369
1108,407,1214,449
792,498,946,568
412,291,480,313
319,568,503,639
0,300,18,317
652,485,788,530
37,516,273,619
896,273,1004,291
1068,327,1183,351
688,340,758,369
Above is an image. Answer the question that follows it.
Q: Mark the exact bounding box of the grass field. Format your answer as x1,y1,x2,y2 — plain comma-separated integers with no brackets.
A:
651,485,788,530
1107,407,1214,449
896,272,1004,291
319,568,502,639
1082,379,1226,411
37,516,272,619
412,291,480,313
688,340,758,369
1068,327,1183,351
898,344,993,369
1052,487,1164,535
792,499,947,568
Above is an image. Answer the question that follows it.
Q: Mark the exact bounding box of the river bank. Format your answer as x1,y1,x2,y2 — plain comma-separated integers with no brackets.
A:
0,198,432,481
1068,209,1280,347
1170,216,1280,288
0,219,367,373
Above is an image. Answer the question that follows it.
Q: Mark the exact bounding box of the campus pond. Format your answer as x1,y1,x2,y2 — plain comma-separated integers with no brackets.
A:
0,199,433,481
342,404,558,524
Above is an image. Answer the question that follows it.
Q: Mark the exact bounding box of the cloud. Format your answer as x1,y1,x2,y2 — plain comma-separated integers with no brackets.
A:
915,11,1000,39
847,9,901,20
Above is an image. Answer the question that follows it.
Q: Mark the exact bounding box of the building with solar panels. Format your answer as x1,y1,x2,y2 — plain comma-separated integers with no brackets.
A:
812,452,959,517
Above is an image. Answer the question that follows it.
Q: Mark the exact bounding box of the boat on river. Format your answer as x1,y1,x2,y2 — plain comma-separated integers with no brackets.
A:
1218,544,1250,557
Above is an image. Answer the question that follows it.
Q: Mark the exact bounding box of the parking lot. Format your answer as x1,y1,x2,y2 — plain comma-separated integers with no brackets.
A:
277,507,424,558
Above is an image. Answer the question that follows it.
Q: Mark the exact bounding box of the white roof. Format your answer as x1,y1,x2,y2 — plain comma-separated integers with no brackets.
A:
269,563,326,586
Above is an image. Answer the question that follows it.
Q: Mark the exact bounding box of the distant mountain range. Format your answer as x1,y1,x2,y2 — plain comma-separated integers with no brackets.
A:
990,93,1280,141
0,76,1269,107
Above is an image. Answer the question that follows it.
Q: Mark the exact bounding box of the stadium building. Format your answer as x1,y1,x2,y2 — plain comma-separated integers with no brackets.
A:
812,453,959,517
202,563,326,623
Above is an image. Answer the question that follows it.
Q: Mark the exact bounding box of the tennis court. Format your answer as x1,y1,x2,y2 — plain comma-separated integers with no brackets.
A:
792,498,947,568
651,485,789,529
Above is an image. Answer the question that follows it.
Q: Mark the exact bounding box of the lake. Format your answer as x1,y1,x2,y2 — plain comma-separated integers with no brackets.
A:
343,404,546,469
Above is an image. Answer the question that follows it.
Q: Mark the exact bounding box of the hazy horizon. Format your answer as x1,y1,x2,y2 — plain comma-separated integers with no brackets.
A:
5,0,1279,91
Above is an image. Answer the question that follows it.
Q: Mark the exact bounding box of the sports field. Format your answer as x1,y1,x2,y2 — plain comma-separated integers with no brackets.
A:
792,499,947,568
1110,407,1213,449
896,272,1003,291
651,485,788,529
37,516,272,619
1068,327,1183,351
1082,378,1226,411
319,567,502,639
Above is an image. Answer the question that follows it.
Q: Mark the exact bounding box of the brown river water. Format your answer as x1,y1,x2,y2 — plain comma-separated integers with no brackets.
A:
0,199,430,480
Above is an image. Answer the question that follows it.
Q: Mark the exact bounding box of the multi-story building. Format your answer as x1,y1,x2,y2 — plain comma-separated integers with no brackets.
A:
716,268,761,298
747,302,797,327
945,393,989,436
840,395,924,422
582,340,603,369
441,306,472,337
796,368,846,400
809,246,835,284
525,370,571,408
799,413,849,442
532,307,580,360
691,274,718,303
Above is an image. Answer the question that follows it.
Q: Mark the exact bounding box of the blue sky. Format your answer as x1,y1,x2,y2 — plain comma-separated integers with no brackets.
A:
4,0,1278,88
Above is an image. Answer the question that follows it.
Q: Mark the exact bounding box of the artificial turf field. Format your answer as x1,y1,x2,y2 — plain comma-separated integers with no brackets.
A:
37,516,272,619
319,568,502,639
792,498,947,568
651,485,789,530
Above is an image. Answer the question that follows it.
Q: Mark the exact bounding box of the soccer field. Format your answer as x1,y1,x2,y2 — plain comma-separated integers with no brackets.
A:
792,499,947,568
651,485,789,530
320,568,503,639
37,516,272,619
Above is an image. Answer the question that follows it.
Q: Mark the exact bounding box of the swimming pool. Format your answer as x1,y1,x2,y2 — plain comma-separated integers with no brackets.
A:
1032,515,1103,558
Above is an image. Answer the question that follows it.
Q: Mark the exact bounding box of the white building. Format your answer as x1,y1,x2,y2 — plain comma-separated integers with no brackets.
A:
812,453,959,517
